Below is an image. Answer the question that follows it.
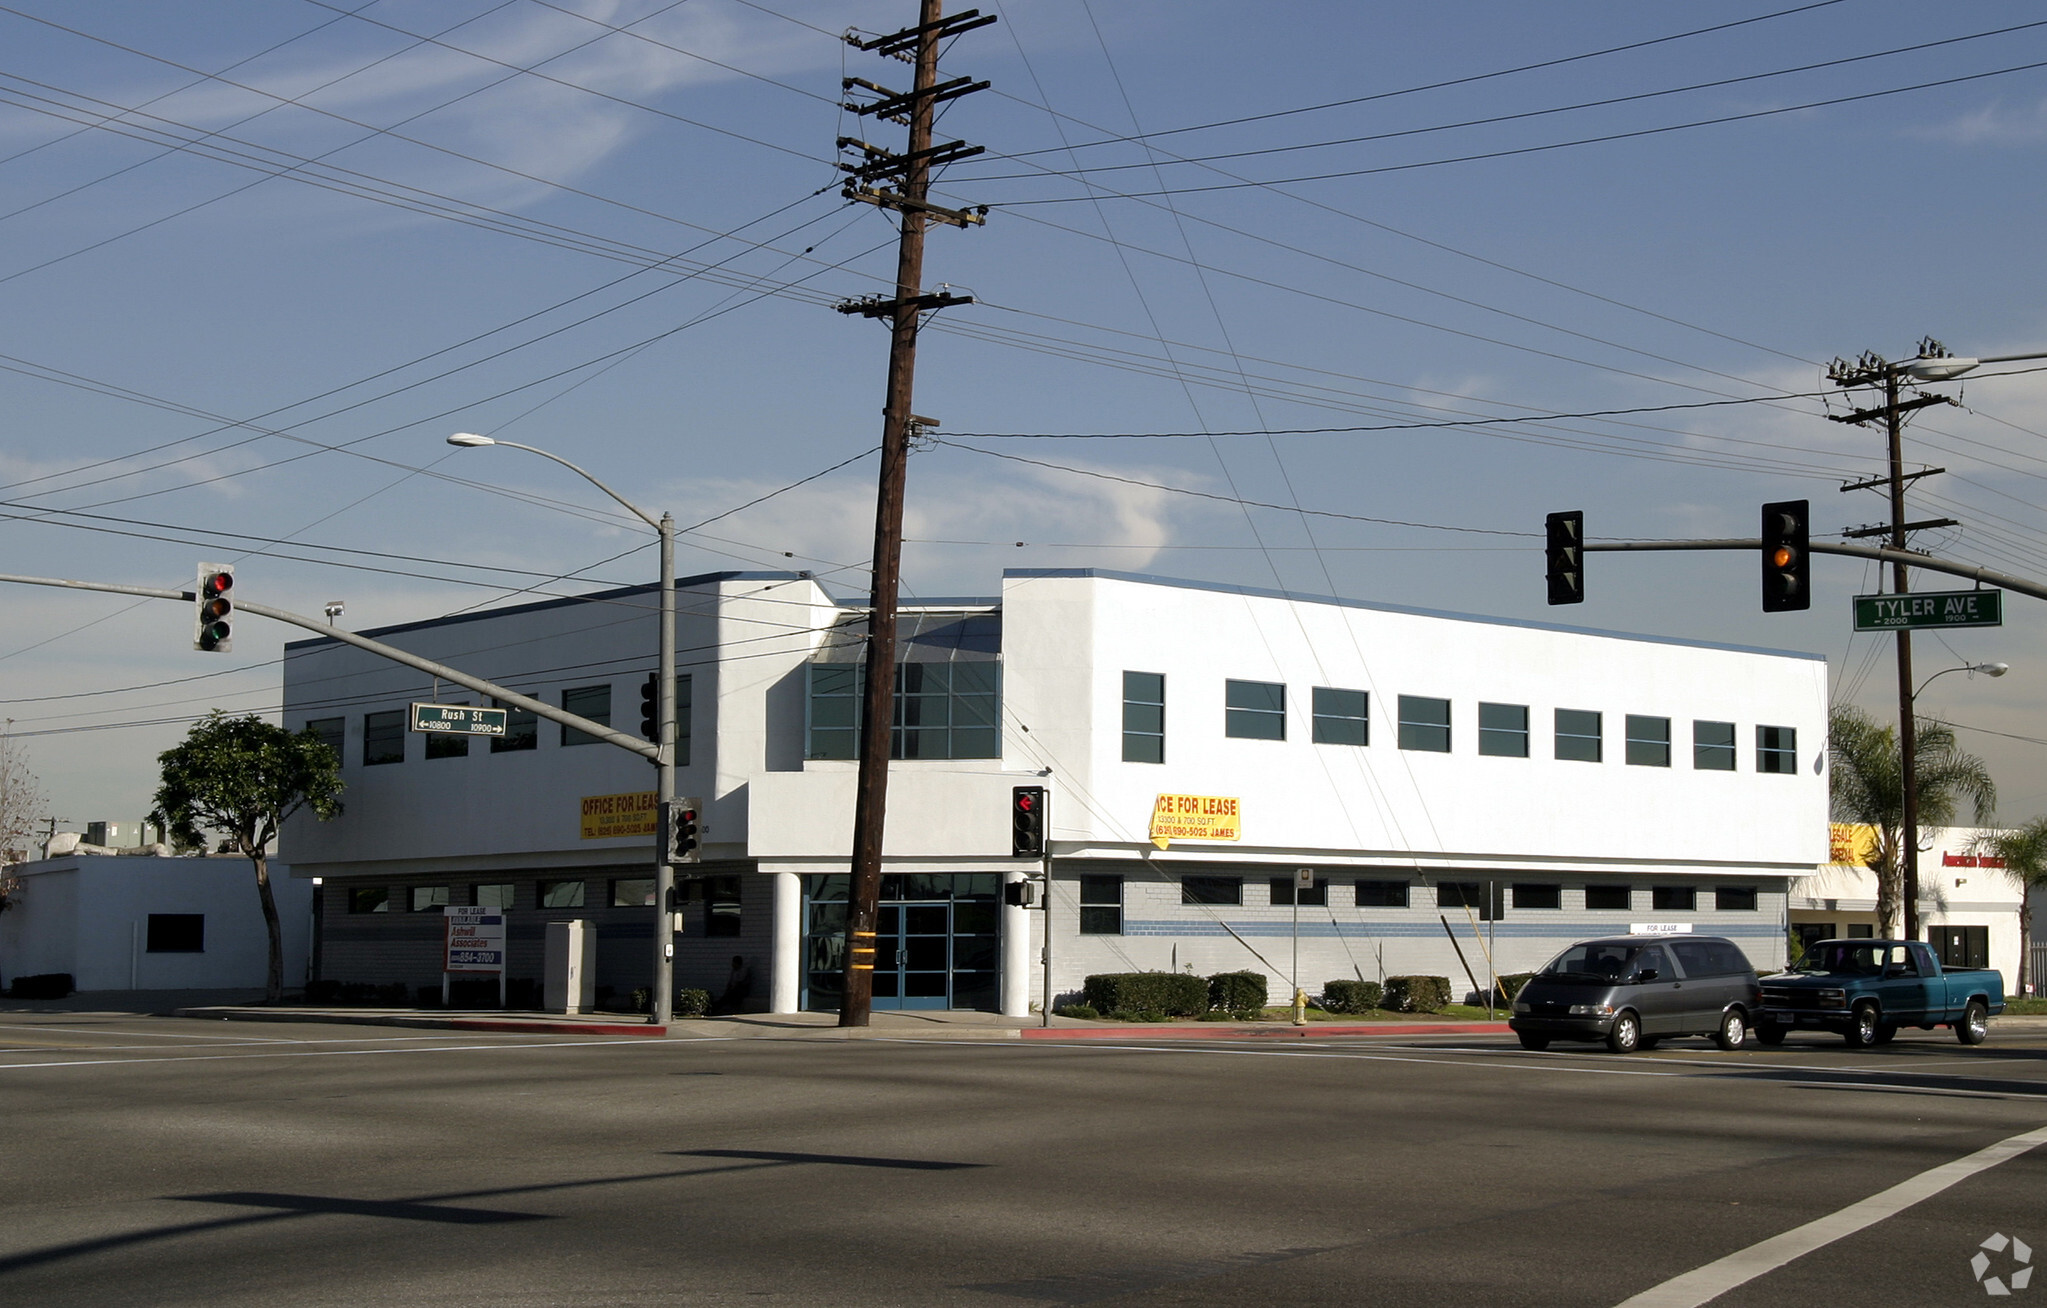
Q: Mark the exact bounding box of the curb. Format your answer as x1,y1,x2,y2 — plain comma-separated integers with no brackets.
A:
173,1007,667,1037
1019,1021,1514,1040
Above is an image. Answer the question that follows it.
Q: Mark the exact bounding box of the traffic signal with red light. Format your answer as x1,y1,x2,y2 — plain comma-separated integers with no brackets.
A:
662,798,701,865
194,564,234,652
1012,785,1046,858
1545,511,1583,605
1761,500,1810,612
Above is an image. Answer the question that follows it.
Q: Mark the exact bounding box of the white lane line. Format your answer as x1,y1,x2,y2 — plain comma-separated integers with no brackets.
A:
0,1035,729,1071
902,1038,1683,1077
1615,1123,2047,1308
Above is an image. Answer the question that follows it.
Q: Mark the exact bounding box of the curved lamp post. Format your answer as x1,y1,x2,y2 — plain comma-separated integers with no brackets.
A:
448,433,679,1024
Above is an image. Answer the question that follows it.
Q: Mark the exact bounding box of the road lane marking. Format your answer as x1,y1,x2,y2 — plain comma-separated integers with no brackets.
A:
0,1035,728,1071
1615,1122,2047,1308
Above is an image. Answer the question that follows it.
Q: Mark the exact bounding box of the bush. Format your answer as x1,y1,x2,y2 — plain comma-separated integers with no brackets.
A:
1052,1004,1099,1020
1384,975,1451,1014
673,988,711,1018
1082,972,1208,1018
1207,970,1268,1014
7,973,74,1000
1319,979,1383,1014
1496,973,1535,1002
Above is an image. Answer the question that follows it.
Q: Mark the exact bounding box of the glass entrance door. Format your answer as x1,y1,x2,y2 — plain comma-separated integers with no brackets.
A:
803,874,1000,1012
873,900,951,1010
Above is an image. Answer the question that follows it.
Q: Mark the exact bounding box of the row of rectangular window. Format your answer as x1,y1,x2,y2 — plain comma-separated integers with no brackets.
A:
345,876,739,933
806,662,1001,761
1123,672,1796,773
312,676,692,768
1070,874,1757,933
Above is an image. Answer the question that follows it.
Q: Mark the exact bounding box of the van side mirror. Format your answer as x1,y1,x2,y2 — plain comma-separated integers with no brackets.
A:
1634,968,1659,983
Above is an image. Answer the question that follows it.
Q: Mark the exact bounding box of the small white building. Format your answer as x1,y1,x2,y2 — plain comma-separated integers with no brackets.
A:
281,568,1831,1015
1797,825,2031,993
0,852,309,993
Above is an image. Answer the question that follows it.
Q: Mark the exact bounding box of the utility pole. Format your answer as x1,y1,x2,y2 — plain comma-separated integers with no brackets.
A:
1827,339,1961,942
833,2,993,1027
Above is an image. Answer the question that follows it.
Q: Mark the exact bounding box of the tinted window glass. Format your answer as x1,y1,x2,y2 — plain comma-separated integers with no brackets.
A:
1694,720,1736,770
1123,671,1165,764
1181,876,1241,906
1626,715,1671,767
1398,696,1451,752
1355,880,1408,907
1226,680,1286,740
1478,702,1529,758
1585,884,1630,910
1312,687,1367,746
1555,709,1602,762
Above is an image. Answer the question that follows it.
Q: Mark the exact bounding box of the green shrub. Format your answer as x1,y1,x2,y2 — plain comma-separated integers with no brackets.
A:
1384,975,1451,1014
1082,972,1207,1017
1052,1003,1099,1020
1207,970,1268,1013
1319,979,1383,1014
1496,973,1536,1001
6,973,73,1000
673,988,711,1018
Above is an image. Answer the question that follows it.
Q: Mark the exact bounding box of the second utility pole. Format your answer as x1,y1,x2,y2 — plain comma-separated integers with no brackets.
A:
834,1,992,1026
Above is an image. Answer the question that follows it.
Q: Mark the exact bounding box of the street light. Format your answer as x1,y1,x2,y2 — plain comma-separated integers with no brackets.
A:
1902,658,2010,940
1916,661,2009,698
446,433,679,1025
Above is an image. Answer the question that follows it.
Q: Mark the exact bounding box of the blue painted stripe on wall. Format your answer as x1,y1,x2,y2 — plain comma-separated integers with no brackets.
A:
1121,919,1782,940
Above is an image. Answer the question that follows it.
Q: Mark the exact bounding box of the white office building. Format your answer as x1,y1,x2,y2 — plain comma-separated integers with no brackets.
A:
281,569,1830,1015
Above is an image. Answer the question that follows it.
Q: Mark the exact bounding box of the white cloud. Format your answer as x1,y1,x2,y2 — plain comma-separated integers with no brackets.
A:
1907,98,2047,147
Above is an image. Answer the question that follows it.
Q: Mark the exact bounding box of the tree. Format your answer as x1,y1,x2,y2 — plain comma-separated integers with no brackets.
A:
1974,818,2047,998
150,713,344,1001
1829,704,1996,938
0,722,45,913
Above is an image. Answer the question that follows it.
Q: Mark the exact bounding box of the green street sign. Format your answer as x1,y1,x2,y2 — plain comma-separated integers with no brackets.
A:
1852,589,2004,632
409,702,509,736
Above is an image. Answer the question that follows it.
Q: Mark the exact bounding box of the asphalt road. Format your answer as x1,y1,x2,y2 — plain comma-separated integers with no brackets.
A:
1,1014,2043,1306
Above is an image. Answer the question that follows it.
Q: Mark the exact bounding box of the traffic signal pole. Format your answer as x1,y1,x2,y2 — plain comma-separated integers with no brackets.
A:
654,512,677,1024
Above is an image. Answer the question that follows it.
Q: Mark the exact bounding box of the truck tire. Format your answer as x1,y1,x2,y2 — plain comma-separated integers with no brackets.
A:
1844,1002,1883,1049
1956,1000,1990,1046
1755,1020,1786,1046
1872,1023,1898,1045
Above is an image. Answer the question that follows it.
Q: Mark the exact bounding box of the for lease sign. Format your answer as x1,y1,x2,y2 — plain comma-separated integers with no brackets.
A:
1149,794,1241,849
580,790,658,840
444,906,505,973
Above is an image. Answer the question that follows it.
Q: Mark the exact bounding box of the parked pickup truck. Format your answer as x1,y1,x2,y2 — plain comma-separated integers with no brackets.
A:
1757,938,2004,1048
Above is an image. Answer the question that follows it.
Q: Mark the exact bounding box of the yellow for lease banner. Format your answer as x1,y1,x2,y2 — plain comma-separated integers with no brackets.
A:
580,790,658,840
1149,793,1241,849
1829,822,1877,867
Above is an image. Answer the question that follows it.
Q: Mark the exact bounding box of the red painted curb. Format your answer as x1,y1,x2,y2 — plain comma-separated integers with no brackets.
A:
1019,1021,1513,1040
443,1018,667,1037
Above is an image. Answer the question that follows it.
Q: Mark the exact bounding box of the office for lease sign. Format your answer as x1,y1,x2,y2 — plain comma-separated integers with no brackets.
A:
1149,794,1241,849
444,907,505,972
580,790,658,840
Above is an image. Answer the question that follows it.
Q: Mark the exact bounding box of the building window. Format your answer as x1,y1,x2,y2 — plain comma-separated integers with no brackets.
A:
426,717,470,759
1079,875,1123,934
1270,876,1327,907
1757,725,1798,774
491,698,537,753
1355,880,1409,908
1652,885,1696,912
363,710,405,766
706,876,742,937
1626,715,1671,767
1398,695,1451,753
1512,883,1560,910
1182,875,1242,906
304,717,345,759
537,879,586,909
1585,884,1630,911
1311,687,1368,746
1930,925,1989,971
348,886,389,913
474,883,515,909
1716,885,1758,911
1123,671,1165,764
562,684,611,747
410,886,449,912
611,878,655,908
1437,881,1499,920
145,914,204,953
1795,923,1834,957
804,663,1001,761
1225,680,1286,741
1694,720,1736,771
1555,709,1602,763
1478,703,1529,758
675,673,693,768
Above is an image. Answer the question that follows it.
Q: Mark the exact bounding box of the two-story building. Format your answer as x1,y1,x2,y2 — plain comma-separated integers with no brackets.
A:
282,568,1830,1015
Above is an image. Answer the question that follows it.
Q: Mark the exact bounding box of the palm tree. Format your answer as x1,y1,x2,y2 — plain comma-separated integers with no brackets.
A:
1829,704,1996,938
1974,818,2047,997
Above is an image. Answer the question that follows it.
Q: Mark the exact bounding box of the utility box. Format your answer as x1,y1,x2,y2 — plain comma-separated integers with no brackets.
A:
543,920,595,1014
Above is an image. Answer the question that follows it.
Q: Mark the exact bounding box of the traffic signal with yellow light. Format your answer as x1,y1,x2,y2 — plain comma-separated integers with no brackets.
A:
1012,785,1046,858
1545,511,1583,605
194,563,234,652
1761,500,1810,612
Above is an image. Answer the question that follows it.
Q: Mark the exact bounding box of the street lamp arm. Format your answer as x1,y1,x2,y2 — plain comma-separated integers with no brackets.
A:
1914,661,2008,700
448,434,661,533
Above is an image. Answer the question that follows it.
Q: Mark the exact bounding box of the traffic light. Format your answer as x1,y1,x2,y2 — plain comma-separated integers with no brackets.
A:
1003,880,1038,907
194,563,234,652
1012,785,1046,858
662,798,700,865
1545,511,1583,605
639,673,660,744
1761,499,1810,612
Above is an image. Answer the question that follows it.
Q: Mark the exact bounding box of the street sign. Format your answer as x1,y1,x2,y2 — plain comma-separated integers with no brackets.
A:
444,906,506,972
410,702,509,736
1852,589,2003,632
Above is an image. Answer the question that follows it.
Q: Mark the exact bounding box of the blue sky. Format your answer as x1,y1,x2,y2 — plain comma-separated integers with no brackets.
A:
3,0,2044,835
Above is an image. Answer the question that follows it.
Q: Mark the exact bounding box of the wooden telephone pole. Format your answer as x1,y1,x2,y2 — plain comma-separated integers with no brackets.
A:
833,2,992,1026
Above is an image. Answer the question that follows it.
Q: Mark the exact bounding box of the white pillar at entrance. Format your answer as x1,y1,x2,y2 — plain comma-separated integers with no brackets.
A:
1000,870,1031,1017
770,870,802,1014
